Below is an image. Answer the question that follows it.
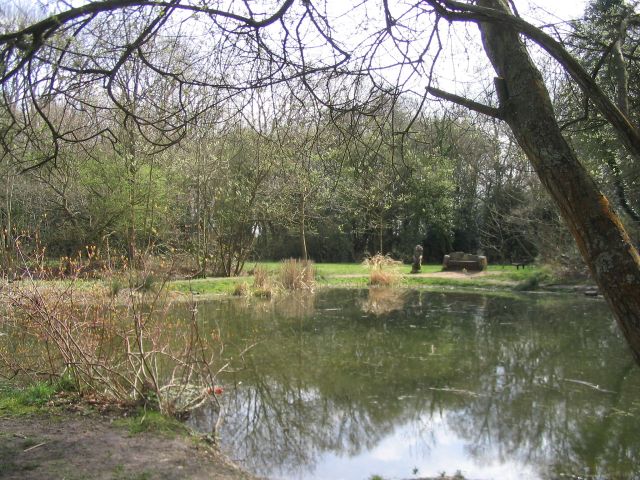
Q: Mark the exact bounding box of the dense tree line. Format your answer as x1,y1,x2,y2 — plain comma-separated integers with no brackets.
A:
0,0,630,274
0,90,560,274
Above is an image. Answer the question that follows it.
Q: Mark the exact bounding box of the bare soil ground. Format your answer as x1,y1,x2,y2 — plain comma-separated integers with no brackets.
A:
0,413,255,480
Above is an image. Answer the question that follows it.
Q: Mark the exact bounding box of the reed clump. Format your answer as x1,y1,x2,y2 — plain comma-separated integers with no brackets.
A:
233,281,250,297
279,259,315,291
251,265,278,298
363,253,400,286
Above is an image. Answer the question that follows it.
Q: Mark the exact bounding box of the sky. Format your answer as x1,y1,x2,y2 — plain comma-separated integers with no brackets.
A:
520,0,588,21
417,0,591,103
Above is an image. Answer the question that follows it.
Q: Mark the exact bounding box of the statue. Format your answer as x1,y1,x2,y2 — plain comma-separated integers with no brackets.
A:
411,245,423,273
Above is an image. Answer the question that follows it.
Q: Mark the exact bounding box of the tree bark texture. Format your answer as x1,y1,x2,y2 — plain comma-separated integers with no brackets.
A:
477,0,640,365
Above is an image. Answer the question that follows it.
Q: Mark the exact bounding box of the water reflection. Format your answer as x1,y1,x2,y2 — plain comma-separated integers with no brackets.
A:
359,288,408,316
185,290,640,480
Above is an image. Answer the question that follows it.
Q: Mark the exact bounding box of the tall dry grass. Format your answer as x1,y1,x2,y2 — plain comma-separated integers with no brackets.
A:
361,253,401,269
369,268,399,286
279,259,315,291
363,253,400,286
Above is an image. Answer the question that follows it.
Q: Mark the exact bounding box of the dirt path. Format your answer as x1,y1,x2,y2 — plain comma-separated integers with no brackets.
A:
0,413,255,480
408,270,502,279
332,269,511,280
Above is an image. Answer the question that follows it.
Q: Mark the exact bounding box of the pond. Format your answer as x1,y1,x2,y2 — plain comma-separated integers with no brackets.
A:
184,289,640,480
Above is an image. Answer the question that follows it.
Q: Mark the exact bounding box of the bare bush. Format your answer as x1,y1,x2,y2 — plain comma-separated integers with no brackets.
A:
0,266,232,418
362,253,402,269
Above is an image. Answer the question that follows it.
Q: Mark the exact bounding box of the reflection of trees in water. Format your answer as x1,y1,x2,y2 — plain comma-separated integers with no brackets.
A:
447,298,640,479
218,375,397,475
191,291,640,478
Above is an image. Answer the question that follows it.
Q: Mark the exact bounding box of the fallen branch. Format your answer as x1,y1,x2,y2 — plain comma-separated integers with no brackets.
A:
428,387,486,397
563,378,615,393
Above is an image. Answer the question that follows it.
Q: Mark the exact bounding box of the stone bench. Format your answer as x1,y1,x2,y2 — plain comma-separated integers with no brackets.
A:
442,252,487,271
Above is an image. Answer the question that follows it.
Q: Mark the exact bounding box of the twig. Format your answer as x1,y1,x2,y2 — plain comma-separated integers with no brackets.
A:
23,442,47,452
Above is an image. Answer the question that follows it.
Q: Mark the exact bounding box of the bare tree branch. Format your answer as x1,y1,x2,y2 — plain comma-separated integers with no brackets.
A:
427,86,503,120
426,0,640,159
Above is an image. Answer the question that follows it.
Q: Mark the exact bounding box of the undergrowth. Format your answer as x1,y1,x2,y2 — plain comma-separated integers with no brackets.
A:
0,379,71,415
0,253,228,419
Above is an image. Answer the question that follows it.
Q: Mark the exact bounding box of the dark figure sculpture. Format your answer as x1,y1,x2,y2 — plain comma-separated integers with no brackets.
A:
411,245,423,274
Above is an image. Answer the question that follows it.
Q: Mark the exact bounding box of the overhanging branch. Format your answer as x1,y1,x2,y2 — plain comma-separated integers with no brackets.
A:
427,87,503,119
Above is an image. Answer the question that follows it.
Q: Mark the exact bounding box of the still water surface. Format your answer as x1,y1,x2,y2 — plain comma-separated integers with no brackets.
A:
185,289,640,480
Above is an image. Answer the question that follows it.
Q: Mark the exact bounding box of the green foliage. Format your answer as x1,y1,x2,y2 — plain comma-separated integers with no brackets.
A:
109,276,124,297
129,272,156,292
0,94,568,273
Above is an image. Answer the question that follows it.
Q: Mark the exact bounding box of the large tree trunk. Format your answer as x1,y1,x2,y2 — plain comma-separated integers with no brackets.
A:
478,0,640,365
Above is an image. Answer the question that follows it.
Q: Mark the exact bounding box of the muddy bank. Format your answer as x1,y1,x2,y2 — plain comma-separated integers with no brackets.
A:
0,413,256,480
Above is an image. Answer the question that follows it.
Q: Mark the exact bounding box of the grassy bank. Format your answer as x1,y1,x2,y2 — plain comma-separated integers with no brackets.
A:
1,261,584,299
0,381,67,416
167,262,573,297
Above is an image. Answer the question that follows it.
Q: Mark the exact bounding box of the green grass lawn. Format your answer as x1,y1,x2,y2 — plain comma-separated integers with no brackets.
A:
169,277,245,295
165,261,557,296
